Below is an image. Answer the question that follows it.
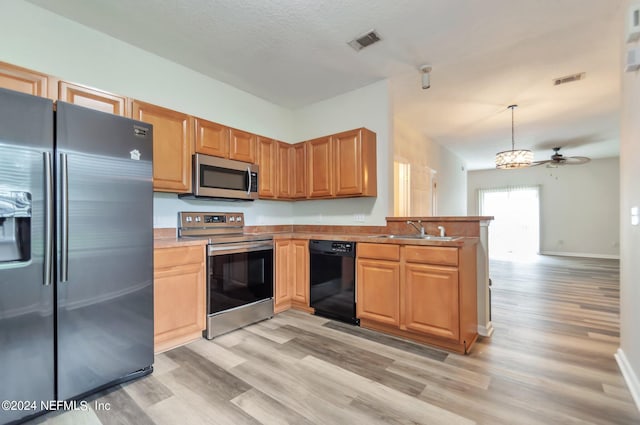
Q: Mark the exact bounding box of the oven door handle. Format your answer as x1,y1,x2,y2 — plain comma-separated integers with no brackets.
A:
208,241,273,256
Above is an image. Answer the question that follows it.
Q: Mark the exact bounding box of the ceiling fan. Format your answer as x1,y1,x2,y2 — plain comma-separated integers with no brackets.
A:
531,147,590,167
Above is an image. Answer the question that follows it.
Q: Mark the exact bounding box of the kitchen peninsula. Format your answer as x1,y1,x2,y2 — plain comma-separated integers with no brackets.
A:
154,216,492,354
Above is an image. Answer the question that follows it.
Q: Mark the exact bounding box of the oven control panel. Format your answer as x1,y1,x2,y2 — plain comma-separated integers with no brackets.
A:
178,212,244,237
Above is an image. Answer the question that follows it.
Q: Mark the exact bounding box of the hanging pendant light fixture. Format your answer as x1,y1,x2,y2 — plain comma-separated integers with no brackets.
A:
495,104,533,169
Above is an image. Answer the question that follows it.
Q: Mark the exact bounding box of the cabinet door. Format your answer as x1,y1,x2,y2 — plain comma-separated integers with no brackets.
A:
403,263,459,340
194,118,229,157
229,128,256,163
292,143,307,198
58,81,128,116
274,240,292,313
276,142,293,198
333,128,376,197
306,136,332,198
154,246,205,353
356,258,400,326
333,129,362,196
0,61,50,98
291,240,310,306
132,100,193,192
257,137,277,199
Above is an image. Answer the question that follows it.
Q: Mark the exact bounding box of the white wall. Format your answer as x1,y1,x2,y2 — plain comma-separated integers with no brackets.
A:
617,0,640,409
467,158,620,258
394,118,468,216
290,80,393,225
0,0,297,228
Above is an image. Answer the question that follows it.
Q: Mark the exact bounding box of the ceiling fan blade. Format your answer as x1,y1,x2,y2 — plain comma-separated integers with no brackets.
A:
563,156,591,165
530,160,550,166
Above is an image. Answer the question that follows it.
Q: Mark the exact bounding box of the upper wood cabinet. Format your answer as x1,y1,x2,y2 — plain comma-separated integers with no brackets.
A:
292,143,307,199
257,136,277,199
58,81,128,116
194,118,229,158
333,128,377,197
305,128,376,199
276,142,293,198
306,136,333,198
0,61,56,99
229,128,256,163
132,100,193,193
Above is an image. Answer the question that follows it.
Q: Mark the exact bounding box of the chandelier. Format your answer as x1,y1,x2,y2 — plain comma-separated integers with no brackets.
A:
495,104,533,169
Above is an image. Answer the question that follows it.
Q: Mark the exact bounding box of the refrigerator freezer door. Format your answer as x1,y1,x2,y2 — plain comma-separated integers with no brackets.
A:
0,88,55,424
55,102,154,400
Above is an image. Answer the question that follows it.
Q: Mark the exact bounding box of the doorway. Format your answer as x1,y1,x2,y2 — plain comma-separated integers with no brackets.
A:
479,186,540,260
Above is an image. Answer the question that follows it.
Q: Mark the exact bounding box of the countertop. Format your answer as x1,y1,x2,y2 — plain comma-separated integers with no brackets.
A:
154,228,478,248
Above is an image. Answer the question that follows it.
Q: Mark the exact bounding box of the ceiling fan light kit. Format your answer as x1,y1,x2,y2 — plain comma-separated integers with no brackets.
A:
495,104,533,169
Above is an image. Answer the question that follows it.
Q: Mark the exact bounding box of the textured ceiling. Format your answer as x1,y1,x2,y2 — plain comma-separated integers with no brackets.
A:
25,0,624,169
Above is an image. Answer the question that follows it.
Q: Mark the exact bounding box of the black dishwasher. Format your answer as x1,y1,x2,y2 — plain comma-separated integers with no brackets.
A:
309,240,358,325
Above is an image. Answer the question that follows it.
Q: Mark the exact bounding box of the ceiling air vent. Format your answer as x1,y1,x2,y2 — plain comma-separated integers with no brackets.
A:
348,30,382,51
553,72,586,86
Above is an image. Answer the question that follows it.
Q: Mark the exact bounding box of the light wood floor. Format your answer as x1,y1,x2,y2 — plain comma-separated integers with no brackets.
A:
31,255,639,425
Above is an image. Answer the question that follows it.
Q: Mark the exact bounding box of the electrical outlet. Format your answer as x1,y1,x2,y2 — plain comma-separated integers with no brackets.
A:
316,214,323,223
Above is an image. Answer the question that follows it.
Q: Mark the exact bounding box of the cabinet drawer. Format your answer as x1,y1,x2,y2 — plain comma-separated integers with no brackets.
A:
357,243,400,261
403,246,458,266
154,245,204,269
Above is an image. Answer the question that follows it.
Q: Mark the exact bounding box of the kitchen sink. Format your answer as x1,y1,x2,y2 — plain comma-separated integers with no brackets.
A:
368,234,462,241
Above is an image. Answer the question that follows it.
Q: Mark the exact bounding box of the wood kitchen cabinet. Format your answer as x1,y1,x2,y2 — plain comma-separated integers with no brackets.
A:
257,136,278,199
292,143,307,198
356,244,400,326
333,128,377,197
58,81,128,116
306,136,333,198
194,117,230,158
229,128,256,163
153,245,206,353
356,242,477,354
306,128,376,199
274,239,311,313
0,61,54,99
132,100,193,193
276,142,293,198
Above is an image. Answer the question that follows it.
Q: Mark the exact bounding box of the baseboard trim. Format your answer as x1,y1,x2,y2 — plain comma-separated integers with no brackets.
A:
615,348,640,411
540,251,620,260
478,321,494,337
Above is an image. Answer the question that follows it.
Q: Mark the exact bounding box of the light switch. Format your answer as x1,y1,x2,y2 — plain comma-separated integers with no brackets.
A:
632,206,639,226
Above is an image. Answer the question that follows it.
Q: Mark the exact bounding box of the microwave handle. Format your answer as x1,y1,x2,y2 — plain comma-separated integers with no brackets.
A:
247,166,252,196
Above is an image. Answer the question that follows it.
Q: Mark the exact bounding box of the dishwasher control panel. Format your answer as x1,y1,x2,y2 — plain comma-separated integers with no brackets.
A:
331,242,353,253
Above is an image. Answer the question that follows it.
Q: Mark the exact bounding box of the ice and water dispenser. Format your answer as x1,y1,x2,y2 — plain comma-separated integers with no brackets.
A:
0,191,31,263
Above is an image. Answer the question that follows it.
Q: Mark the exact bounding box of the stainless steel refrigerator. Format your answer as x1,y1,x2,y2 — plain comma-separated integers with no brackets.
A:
0,88,154,424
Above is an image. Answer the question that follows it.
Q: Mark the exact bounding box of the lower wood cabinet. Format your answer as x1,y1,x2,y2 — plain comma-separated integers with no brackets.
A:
356,242,477,354
356,244,400,326
274,239,311,313
153,245,206,353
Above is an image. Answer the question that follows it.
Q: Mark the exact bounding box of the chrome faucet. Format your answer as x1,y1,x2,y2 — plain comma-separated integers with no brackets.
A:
437,225,446,237
406,220,425,237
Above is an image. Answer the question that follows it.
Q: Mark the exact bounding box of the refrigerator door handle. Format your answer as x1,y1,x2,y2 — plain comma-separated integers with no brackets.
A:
60,153,69,282
43,152,53,286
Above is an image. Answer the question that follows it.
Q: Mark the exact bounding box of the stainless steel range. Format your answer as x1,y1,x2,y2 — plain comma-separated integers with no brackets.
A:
178,212,273,339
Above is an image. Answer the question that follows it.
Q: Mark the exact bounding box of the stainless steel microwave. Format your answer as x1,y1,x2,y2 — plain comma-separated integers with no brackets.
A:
179,154,258,201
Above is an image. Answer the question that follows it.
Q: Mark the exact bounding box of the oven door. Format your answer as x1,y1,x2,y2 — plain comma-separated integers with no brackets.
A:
207,242,273,315
194,154,258,200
